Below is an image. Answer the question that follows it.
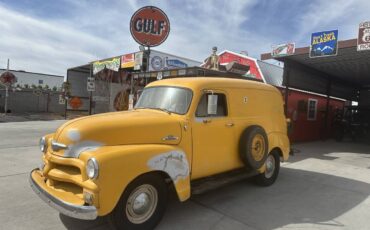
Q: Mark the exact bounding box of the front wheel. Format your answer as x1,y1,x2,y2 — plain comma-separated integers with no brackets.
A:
254,150,280,186
108,174,168,230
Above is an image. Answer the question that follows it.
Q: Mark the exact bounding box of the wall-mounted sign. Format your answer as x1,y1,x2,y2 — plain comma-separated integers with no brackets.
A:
87,77,95,92
218,51,264,80
357,21,370,51
58,95,66,105
156,72,163,80
148,50,200,71
134,52,144,70
121,53,135,68
67,97,89,111
271,43,295,57
151,56,164,70
310,30,338,58
225,61,250,75
93,57,120,74
112,87,130,111
130,6,170,47
68,97,83,110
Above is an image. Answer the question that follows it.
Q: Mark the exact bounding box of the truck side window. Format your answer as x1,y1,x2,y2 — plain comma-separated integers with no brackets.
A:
196,93,228,117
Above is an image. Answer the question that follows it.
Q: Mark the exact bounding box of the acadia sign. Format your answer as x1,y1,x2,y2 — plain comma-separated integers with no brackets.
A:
130,6,170,47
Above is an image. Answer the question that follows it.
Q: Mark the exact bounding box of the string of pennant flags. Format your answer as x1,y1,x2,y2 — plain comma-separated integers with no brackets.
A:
271,21,370,58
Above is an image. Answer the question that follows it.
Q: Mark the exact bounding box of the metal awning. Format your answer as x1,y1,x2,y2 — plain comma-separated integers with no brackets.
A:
261,39,370,100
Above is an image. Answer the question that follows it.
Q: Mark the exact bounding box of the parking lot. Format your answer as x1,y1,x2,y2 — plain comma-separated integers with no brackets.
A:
0,120,369,230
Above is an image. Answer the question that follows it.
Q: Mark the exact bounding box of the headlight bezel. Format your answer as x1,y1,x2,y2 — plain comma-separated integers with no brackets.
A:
86,158,99,180
39,136,47,153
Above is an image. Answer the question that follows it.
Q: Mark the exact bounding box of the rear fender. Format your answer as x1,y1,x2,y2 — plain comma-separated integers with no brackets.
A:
267,132,290,161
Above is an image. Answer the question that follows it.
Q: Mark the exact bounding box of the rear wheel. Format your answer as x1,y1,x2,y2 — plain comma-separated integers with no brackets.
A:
254,150,280,186
108,174,168,230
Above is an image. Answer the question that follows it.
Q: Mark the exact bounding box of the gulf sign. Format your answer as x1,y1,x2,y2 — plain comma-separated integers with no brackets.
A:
130,6,170,47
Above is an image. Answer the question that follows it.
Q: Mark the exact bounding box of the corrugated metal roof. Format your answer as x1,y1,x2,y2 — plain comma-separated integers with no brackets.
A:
257,60,283,87
261,39,369,99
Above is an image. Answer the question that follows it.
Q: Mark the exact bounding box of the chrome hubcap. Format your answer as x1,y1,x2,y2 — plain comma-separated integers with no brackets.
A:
265,155,275,178
126,184,158,224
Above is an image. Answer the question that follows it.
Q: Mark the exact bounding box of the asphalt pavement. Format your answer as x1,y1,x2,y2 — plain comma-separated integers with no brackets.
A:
0,120,369,230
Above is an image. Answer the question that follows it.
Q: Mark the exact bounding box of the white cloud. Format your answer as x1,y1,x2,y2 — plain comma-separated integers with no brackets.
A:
0,1,269,76
0,0,369,76
0,4,127,76
294,0,370,44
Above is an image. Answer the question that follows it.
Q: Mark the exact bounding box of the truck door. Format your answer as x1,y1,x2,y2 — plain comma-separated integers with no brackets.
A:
191,90,239,179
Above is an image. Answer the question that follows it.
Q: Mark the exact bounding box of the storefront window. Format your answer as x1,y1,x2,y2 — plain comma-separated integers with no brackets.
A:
135,86,192,115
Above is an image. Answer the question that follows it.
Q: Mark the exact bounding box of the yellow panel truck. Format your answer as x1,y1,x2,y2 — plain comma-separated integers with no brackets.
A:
30,77,290,229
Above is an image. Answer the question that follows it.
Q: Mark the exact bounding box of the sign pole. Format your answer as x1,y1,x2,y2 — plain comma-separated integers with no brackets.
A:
4,86,8,115
89,63,93,115
4,59,10,115
146,46,151,85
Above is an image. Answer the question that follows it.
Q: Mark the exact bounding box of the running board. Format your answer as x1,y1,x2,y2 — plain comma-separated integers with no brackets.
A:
191,169,259,195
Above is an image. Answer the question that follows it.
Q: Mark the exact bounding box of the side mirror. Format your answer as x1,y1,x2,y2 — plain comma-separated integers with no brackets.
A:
207,94,218,115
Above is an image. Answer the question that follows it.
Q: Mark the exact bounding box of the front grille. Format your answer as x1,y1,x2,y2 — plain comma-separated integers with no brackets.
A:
51,180,83,196
54,164,81,176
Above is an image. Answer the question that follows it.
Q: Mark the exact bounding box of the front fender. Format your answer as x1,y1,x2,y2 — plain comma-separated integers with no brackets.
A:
79,144,191,216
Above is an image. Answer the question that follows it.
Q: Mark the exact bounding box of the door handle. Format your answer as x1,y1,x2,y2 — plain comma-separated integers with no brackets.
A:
226,123,234,127
203,119,211,124
162,135,179,141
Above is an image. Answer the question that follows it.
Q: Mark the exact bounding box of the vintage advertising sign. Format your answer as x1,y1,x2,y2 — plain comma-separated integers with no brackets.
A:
148,50,201,71
87,77,95,92
93,57,120,74
272,43,295,57
67,97,89,111
218,51,264,80
310,30,338,58
121,54,135,68
357,21,370,51
0,71,17,86
134,52,144,70
58,94,66,105
110,83,131,111
130,6,170,47
68,97,83,110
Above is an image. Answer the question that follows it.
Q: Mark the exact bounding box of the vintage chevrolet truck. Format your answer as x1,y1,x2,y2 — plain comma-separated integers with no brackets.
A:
30,77,290,229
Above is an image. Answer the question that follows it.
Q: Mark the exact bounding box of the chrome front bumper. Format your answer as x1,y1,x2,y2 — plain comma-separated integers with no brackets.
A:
29,169,98,220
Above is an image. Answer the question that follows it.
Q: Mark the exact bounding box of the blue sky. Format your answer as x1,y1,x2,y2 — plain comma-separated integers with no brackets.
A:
0,0,369,76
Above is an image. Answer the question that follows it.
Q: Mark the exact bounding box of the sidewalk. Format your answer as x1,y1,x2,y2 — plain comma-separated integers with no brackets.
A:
0,112,65,122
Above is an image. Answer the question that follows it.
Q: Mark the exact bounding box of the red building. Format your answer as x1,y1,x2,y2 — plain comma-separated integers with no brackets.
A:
218,50,345,142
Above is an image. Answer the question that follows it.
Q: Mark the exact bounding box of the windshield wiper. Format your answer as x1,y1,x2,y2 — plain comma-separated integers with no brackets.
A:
134,107,171,114
149,107,172,114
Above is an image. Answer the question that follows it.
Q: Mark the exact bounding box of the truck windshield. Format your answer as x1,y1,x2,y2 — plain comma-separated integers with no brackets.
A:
135,86,193,115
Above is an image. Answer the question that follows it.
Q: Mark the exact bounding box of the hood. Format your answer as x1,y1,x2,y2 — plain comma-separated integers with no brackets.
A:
52,110,182,158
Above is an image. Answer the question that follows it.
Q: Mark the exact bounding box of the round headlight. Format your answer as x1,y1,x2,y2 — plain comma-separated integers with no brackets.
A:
39,137,47,153
86,158,99,179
